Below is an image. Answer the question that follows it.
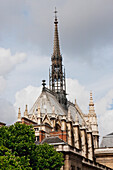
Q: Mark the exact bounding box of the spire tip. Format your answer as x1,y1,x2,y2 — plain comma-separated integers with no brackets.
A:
89,90,94,107
54,7,58,23
54,7,57,19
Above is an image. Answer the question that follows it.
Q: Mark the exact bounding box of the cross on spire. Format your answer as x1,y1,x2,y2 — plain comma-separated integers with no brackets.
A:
54,7,57,19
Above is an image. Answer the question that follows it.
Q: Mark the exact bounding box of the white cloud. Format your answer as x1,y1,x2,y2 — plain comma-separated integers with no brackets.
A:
96,89,113,138
96,89,113,116
0,47,27,124
0,76,6,94
14,85,42,115
0,48,26,76
66,78,89,113
0,47,26,95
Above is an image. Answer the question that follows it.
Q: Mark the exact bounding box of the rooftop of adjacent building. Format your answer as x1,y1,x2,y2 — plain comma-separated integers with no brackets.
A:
41,136,66,145
0,122,6,126
100,132,113,148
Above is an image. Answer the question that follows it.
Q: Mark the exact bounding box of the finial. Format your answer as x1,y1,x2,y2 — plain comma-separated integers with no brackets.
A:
24,105,28,117
75,98,76,105
18,107,21,121
90,90,92,99
89,91,94,106
89,91,96,115
42,80,46,90
18,107,21,114
25,104,28,111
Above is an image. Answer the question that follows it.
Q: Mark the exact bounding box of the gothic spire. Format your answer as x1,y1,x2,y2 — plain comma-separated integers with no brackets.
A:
18,108,21,122
49,8,67,109
89,91,95,115
88,92,99,148
24,104,28,117
53,7,61,57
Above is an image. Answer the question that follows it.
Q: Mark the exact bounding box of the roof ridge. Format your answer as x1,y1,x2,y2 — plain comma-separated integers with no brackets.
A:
41,136,66,145
107,132,113,136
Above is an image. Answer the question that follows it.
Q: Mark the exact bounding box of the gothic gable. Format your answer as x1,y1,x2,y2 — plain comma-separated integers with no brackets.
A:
43,115,52,127
31,113,37,122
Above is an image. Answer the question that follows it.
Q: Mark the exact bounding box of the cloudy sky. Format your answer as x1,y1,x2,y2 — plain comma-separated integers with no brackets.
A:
0,0,113,141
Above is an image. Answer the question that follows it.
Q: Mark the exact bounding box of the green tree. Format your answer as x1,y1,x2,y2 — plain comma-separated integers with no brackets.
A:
0,123,36,157
0,123,36,168
0,145,32,170
32,143,64,170
0,123,64,169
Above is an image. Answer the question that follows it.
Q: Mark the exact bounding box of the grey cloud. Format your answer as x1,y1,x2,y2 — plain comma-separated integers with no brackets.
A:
0,0,113,97
0,0,113,61
61,0,113,59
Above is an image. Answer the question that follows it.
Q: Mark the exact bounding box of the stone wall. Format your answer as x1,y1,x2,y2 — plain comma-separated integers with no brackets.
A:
95,148,113,169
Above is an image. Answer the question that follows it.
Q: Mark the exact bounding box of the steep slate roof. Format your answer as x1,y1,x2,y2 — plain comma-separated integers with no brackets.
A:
100,133,113,147
41,136,66,145
29,88,67,115
28,88,87,126
68,101,85,125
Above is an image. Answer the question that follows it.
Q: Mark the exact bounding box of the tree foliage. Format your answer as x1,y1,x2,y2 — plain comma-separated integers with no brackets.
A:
0,123,35,157
0,145,31,170
32,143,64,170
0,123,64,169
